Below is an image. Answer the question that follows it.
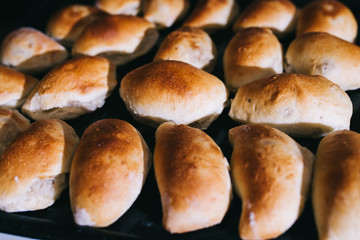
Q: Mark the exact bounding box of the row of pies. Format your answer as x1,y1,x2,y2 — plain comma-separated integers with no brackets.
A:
0,0,357,73
0,116,358,239
0,52,353,138
50,0,358,41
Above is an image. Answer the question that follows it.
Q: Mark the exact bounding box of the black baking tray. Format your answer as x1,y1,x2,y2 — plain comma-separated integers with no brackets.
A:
1,0,360,239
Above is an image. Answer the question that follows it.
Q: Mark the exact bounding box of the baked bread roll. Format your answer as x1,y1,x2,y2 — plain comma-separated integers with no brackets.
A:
297,0,357,42
183,0,239,32
223,27,283,92
72,15,158,65
46,4,106,46
70,119,151,227
120,60,228,129
313,130,360,240
22,56,117,120
229,124,314,239
233,0,296,37
154,122,231,233
0,27,69,74
229,73,352,137
285,32,360,91
0,119,79,212
0,65,38,109
143,0,189,28
95,0,140,15
0,109,30,156
153,27,217,72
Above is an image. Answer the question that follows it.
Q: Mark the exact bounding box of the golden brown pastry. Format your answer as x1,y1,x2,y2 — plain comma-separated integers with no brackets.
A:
70,119,151,227
285,32,360,91
183,0,239,32
0,119,79,212
297,0,357,42
223,27,283,92
143,0,189,28
46,4,106,46
153,27,217,72
72,15,158,65
0,109,30,155
95,0,140,15
0,65,38,109
233,0,297,37
229,73,352,137
154,122,231,233
0,27,69,74
313,130,360,240
229,124,314,239
120,60,228,129
22,56,117,120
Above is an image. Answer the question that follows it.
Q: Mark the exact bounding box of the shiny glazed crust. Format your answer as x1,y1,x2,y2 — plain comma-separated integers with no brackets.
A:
229,73,352,137
143,0,189,28
233,0,296,36
154,122,231,233
229,124,314,239
0,119,79,212
154,26,217,72
0,27,69,74
120,60,228,129
297,0,358,42
22,56,117,120
223,27,283,92
0,65,38,108
313,130,360,240
0,109,30,155
183,0,239,32
285,32,360,91
95,0,140,15
72,15,158,65
46,4,106,46
70,119,151,227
